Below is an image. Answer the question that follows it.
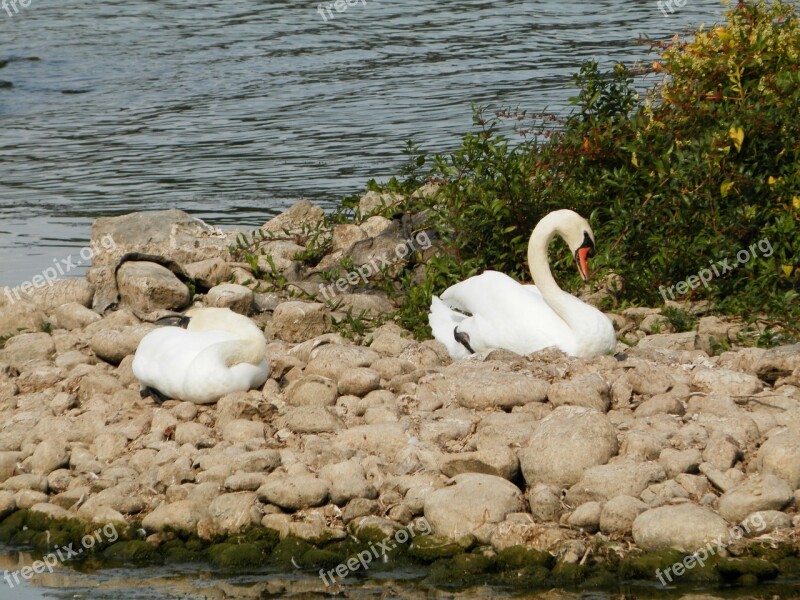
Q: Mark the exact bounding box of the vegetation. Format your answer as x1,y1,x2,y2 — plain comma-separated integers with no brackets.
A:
354,0,799,339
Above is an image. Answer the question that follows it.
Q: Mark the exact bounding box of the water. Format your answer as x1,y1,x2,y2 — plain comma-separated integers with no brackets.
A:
0,0,727,287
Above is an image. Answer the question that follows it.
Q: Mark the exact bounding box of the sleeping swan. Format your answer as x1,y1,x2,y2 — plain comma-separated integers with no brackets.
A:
429,209,616,360
132,307,270,405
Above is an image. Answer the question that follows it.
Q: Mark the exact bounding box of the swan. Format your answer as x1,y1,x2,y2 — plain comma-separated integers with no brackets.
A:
132,307,270,405
428,209,616,360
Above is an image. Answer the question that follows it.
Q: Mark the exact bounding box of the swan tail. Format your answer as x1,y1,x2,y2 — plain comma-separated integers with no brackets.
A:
428,296,471,360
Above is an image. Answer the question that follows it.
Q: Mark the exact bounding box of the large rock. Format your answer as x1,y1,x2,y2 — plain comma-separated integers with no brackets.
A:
599,495,648,534
257,475,328,511
262,200,324,234
691,368,763,396
0,333,55,369
755,429,800,489
3,279,93,314
633,504,730,552
520,407,618,487
718,474,793,522
91,209,231,267
206,283,254,315
141,499,206,535
755,344,800,383
319,461,377,505
54,302,101,330
424,474,526,543
0,300,47,338
28,440,69,475
203,492,261,535
566,460,665,505
269,302,332,343
116,262,191,313
453,368,549,410
547,373,610,412
90,324,154,365
286,376,338,407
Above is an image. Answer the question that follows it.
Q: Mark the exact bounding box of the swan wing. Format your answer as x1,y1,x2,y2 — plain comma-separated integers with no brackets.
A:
437,271,577,356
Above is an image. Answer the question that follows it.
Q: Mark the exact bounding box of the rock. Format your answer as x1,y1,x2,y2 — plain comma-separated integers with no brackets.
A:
0,491,15,519
184,258,231,287
284,406,343,434
221,420,265,443
718,474,793,522
206,283,255,315
319,461,377,505
632,504,731,552
337,423,411,459
566,460,665,505
91,433,129,462
0,452,21,482
691,368,763,396
636,332,697,351
548,373,610,412
742,510,791,535
567,502,601,533
174,422,215,447
755,429,800,488
755,344,800,384
599,495,648,534
257,475,328,511
454,369,549,411
527,484,562,522
635,393,686,417
269,302,332,343
520,407,618,487
1,474,48,493
0,333,55,369
262,200,324,233
659,448,702,478
338,368,381,397
358,190,401,215
0,300,47,338
286,376,338,407
331,223,368,252
702,434,740,470
54,302,101,330
439,446,519,481
204,492,261,535
28,440,69,475
90,324,153,365
141,499,206,535
424,474,526,543
116,261,191,313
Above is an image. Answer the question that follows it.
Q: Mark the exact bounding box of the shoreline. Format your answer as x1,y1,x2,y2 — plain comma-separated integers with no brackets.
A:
0,200,798,594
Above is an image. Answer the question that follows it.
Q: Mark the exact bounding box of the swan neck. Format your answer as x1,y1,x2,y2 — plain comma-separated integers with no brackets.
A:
527,218,572,324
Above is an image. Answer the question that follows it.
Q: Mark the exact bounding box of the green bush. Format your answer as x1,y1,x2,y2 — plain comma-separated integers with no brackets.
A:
362,0,799,339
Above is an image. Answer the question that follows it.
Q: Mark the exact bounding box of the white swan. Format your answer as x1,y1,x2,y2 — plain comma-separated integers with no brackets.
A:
132,307,270,405
429,209,616,360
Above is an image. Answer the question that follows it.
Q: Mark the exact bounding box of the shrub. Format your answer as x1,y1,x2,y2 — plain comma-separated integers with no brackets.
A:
361,0,798,339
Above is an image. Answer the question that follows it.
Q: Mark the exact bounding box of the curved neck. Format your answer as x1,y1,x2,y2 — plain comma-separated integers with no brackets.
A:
527,215,574,326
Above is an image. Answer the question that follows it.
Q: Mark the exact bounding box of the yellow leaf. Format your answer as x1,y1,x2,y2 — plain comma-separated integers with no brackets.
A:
782,265,794,277
631,152,639,167
729,126,744,152
768,176,776,186
720,181,734,197
793,196,800,210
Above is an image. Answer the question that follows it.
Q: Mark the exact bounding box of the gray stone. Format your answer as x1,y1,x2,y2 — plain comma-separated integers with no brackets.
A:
116,262,191,313
269,302,332,343
206,283,255,315
54,302,101,330
257,475,328,511
755,428,800,489
566,460,665,505
599,495,648,534
632,504,731,552
567,501,601,533
718,474,793,522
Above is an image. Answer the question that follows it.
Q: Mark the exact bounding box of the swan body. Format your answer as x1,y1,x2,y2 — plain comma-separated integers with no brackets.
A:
429,209,616,360
132,307,269,404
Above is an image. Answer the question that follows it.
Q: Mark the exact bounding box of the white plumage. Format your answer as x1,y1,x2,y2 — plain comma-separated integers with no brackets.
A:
132,307,269,404
429,209,616,360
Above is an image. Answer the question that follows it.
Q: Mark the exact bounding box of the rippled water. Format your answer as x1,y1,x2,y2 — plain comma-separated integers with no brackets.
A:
0,0,724,285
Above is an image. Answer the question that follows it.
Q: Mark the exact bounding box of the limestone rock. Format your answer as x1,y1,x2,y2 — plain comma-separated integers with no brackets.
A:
718,474,793,522
566,460,665,505
632,504,731,552
599,495,648,534
116,262,191,312
262,200,324,234
269,302,332,343
206,283,255,315
755,428,800,488
54,302,101,330
90,324,153,365
257,474,328,511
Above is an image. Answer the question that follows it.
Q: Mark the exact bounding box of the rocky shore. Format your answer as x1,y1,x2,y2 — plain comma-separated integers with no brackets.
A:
0,197,798,591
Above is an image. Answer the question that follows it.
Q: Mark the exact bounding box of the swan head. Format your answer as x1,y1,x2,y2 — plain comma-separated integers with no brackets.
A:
539,209,597,282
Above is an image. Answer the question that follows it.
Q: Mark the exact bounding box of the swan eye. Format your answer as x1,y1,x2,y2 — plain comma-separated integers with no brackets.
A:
580,231,595,257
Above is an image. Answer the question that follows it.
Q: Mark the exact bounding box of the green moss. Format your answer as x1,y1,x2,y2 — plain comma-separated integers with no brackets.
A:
717,557,779,581
777,556,800,575
349,525,397,546
426,552,496,586
549,562,588,585
408,535,465,562
493,565,551,587
495,546,554,570
617,549,686,580
269,537,313,568
581,568,617,588
103,541,160,565
208,543,266,570
298,547,343,569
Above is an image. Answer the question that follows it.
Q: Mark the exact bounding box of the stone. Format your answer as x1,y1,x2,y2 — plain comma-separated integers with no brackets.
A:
702,434,740,470
439,446,519,481
691,368,763,397
527,484,562,522
566,460,665,505
141,499,206,535
286,376,338,407
659,448,702,478
206,283,255,315
548,373,610,412
257,475,328,511
599,495,648,534
204,492,261,534
284,406,343,434
520,407,618,487
0,333,55,369
455,370,549,410
424,474,526,543
117,261,191,312
28,440,69,475
718,474,793,522
755,344,800,384
338,368,381,397
755,428,800,489
221,420,265,443
269,302,332,343
90,324,153,365
54,302,101,330
0,300,47,339
174,422,215,448
742,510,791,535
567,502,601,532
262,200,324,233
184,258,231,287
632,504,731,552
319,461,378,505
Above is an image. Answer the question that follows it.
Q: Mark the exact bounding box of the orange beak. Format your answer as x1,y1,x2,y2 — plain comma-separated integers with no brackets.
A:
576,247,591,282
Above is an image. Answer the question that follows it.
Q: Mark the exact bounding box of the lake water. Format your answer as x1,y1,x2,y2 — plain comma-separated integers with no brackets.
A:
0,0,727,287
